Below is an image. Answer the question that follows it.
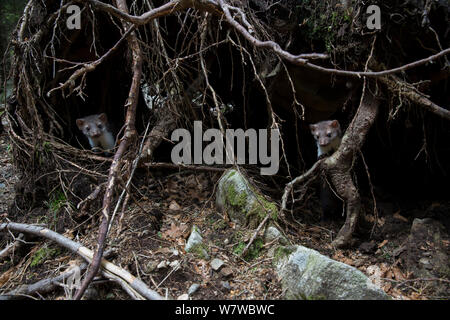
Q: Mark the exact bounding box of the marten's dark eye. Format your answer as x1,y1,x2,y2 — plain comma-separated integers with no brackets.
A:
327,133,332,138
315,134,319,139
86,126,90,132
98,124,103,129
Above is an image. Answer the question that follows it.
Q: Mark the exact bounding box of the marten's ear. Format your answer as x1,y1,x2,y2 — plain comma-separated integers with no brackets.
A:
76,119,85,130
309,124,317,133
98,113,107,123
330,120,339,128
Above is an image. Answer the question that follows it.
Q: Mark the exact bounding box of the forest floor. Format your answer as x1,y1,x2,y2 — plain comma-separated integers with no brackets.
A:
0,119,449,300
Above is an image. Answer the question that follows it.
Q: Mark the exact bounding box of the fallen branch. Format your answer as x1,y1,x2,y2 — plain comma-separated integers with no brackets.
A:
0,263,88,300
240,214,270,258
0,222,163,300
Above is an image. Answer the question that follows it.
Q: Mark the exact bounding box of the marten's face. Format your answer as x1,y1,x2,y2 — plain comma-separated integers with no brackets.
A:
309,120,341,147
76,113,108,138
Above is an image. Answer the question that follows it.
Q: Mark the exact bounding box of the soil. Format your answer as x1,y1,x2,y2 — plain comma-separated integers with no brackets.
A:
0,119,449,300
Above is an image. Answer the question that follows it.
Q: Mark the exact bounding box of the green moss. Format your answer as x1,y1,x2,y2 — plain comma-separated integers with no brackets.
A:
245,238,264,261
302,2,352,53
46,189,67,214
222,170,278,228
233,241,246,256
30,246,59,267
212,219,227,231
191,243,209,259
246,195,279,228
227,170,236,178
226,183,248,209
273,246,296,265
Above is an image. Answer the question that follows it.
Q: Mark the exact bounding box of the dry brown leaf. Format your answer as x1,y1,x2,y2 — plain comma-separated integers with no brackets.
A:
0,267,14,287
392,267,405,281
162,223,188,240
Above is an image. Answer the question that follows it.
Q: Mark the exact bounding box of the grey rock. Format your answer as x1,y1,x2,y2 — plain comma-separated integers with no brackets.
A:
264,226,288,245
157,261,170,269
177,294,189,300
185,225,203,253
221,281,231,290
276,245,390,300
185,226,209,259
188,284,200,296
210,258,225,271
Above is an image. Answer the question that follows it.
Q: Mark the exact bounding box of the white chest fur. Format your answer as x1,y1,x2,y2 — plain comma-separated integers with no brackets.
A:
88,130,115,152
317,137,341,157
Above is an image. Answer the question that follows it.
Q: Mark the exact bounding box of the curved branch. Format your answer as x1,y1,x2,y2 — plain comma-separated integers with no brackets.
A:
72,0,449,79
0,222,163,300
217,0,450,78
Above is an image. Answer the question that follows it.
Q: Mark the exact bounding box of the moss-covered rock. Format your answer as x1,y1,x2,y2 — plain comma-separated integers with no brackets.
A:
276,245,391,300
216,169,278,228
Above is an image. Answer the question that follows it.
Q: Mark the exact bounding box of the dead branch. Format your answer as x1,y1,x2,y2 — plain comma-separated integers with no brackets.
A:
46,25,136,97
0,263,88,300
0,222,163,300
378,75,450,121
240,213,270,258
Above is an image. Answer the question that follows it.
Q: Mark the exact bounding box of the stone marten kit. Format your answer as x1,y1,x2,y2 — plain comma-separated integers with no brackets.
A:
76,113,115,154
309,120,343,220
309,120,342,158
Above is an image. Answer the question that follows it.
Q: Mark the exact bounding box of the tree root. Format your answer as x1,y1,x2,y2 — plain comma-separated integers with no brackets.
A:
282,81,380,248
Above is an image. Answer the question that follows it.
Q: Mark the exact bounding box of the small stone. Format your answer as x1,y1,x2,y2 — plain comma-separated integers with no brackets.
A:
185,226,203,253
419,258,430,265
169,200,181,211
157,260,170,269
220,267,233,277
224,238,229,245
146,261,159,272
171,249,179,256
169,260,180,268
221,281,231,290
210,258,225,271
188,284,200,296
177,294,189,300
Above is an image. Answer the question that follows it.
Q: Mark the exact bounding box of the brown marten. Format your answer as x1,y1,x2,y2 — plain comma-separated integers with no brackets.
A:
309,120,343,220
76,113,115,154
